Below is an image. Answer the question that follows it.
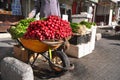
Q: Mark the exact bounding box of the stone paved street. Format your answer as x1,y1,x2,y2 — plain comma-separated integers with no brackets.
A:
1,27,120,80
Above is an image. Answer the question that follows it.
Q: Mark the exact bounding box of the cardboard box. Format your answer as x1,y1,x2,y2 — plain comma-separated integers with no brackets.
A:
13,45,42,63
13,45,28,62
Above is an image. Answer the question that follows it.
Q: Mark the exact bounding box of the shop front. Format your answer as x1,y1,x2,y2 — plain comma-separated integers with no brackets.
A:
95,0,117,26
71,0,98,23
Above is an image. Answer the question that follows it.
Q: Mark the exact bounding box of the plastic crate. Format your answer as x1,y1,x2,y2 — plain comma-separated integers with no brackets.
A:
69,33,91,45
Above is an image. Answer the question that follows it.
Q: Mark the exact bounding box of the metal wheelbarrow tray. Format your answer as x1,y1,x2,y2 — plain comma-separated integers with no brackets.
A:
18,38,63,53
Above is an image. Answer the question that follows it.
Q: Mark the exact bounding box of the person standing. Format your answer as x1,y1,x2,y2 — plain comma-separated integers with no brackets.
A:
28,0,61,19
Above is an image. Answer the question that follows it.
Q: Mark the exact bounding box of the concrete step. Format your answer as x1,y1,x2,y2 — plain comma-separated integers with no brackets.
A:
0,32,11,39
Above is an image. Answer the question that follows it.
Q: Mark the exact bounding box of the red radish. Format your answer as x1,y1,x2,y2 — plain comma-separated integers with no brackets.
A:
23,15,73,41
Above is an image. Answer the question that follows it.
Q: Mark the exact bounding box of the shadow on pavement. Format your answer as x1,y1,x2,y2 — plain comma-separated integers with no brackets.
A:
110,43,120,46
102,34,120,40
33,65,66,79
0,47,13,60
98,28,120,40
0,75,2,80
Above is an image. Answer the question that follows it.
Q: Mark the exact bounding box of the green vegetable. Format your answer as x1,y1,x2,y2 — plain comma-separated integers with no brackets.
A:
79,21,96,29
70,23,80,33
40,17,47,20
9,18,35,39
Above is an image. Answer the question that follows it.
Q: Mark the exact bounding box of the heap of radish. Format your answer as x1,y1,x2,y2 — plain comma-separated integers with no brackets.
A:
23,15,73,41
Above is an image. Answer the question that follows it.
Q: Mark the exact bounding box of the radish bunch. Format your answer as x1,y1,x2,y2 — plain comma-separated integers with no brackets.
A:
23,15,72,41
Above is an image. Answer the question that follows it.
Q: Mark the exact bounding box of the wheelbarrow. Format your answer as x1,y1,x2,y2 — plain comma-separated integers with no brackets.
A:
17,38,74,73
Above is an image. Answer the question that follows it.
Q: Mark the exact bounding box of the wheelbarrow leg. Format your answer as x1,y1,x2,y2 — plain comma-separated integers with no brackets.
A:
31,53,40,67
27,50,40,67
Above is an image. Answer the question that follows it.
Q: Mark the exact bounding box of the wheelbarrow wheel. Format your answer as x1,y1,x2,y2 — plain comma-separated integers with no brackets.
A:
49,51,70,73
